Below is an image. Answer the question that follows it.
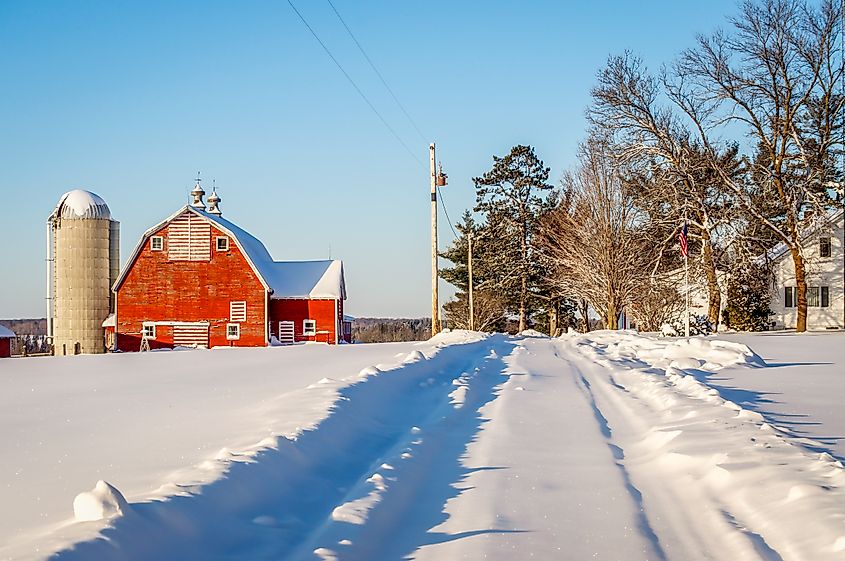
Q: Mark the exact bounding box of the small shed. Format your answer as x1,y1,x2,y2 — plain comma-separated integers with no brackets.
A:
0,324,16,358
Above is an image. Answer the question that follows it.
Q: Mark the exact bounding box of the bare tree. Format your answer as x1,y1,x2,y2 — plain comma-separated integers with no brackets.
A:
442,290,506,332
627,276,687,331
536,137,656,329
673,0,844,332
589,53,739,330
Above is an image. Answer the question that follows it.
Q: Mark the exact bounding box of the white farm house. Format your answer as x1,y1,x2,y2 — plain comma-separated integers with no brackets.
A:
768,209,844,330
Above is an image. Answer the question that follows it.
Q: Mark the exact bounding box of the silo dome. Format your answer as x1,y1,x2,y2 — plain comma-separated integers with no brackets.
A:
51,189,112,220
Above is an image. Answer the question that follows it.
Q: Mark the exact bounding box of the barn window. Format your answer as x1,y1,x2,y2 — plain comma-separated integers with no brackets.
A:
216,236,229,251
821,286,830,307
168,212,211,261
150,236,164,251
820,237,831,258
303,319,317,336
226,323,240,340
142,324,156,339
230,301,247,322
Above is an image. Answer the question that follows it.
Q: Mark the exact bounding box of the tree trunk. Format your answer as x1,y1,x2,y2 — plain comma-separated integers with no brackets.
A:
791,246,808,332
549,299,558,336
519,273,526,332
606,301,619,330
579,299,590,332
700,231,721,331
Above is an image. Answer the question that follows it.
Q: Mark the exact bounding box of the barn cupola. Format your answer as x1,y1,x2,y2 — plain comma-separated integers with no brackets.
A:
190,173,206,210
207,182,222,216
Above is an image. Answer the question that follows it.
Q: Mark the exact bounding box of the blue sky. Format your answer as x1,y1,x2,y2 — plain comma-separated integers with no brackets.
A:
0,0,739,318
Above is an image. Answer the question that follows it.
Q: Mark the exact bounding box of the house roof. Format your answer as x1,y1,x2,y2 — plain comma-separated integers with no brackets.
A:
764,208,844,263
0,324,16,338
114,206,346,300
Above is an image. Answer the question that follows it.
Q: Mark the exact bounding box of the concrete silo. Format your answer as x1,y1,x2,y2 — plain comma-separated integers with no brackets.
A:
47,190,119,355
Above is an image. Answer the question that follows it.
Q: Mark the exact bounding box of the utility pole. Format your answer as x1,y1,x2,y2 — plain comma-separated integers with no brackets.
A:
468,232,474,331
430,143,439,336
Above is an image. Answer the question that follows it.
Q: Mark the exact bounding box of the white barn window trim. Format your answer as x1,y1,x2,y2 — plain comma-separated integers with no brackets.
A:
226,323,240,340
150,236,164,251
230,301,247,322
303,319,317,336
216,236,229,251
142,324,156,339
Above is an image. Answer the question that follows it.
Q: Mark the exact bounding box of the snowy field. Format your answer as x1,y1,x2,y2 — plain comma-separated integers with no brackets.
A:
1,330,844,561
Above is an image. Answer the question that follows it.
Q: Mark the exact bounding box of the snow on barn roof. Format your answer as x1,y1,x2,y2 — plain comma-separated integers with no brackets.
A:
50,190,112,220
0,324,15,338
114,206,346,300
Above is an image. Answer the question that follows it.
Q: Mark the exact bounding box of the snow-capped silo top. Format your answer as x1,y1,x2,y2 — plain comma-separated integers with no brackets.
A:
51,190,112,220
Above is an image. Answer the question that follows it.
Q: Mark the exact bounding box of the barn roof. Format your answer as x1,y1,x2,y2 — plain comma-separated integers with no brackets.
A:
114,206,346,300
0,324,15,338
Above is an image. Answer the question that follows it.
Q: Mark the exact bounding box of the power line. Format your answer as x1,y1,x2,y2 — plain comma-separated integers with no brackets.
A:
286,0,424,168
437,185,460,239
325,0,428,143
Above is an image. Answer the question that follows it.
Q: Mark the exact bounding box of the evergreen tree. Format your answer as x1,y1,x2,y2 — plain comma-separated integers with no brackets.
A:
473,145,553,331
723,262,773,332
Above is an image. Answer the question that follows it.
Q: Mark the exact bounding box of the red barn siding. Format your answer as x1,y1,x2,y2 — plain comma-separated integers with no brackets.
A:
269,299,338,344
0,338,10,358
116,222,267,351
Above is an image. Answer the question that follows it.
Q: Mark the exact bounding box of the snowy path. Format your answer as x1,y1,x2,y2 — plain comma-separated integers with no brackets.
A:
4,331,845,561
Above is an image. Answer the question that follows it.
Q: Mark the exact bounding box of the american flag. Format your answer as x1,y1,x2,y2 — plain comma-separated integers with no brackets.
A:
679,222,689,258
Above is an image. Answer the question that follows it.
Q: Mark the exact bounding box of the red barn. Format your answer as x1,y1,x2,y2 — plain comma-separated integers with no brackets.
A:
113,184,349,351
0,325,15,358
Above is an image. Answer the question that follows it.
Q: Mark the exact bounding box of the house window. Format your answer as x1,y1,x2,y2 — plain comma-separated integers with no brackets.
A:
150,236,164,251
821,286,830,307
784,286,794,308
216,237,229,251
226,323,240,340
303,319,317,336
230,301,246,322
142,324,156,339
820,237,831,258
808,286,820,307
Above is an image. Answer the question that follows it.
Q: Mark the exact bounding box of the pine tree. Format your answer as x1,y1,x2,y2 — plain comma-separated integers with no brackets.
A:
473,145,553,331
723,261,773,332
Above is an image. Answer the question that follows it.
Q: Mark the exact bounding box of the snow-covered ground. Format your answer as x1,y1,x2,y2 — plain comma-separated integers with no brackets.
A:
1,330,844,561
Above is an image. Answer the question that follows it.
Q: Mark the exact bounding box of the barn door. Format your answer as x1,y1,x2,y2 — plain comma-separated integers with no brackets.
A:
173,323,209,348
278,321,295,344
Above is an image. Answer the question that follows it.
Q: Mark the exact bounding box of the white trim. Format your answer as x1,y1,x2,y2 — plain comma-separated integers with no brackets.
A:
150,236,164,251
142,324,156,340
334,299,338,344
143,320,210,327
230,301,247,322
216,236,229,251
303,319,317,336
226,323,240,340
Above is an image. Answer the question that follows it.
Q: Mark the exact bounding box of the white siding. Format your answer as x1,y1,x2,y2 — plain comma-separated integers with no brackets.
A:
770,213,845,330
167,212,211,261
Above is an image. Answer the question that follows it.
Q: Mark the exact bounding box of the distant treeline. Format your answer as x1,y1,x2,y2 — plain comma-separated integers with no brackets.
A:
352,318,431,343
2,316,433,345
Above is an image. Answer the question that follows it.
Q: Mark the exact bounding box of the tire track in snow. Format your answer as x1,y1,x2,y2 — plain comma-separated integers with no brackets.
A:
289,337,520,561
557,333,845,561
571,368,668,561
47,335,501,561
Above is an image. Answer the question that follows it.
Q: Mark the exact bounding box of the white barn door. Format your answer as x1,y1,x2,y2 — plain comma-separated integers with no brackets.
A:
173,323,209,348
278,321,295,344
